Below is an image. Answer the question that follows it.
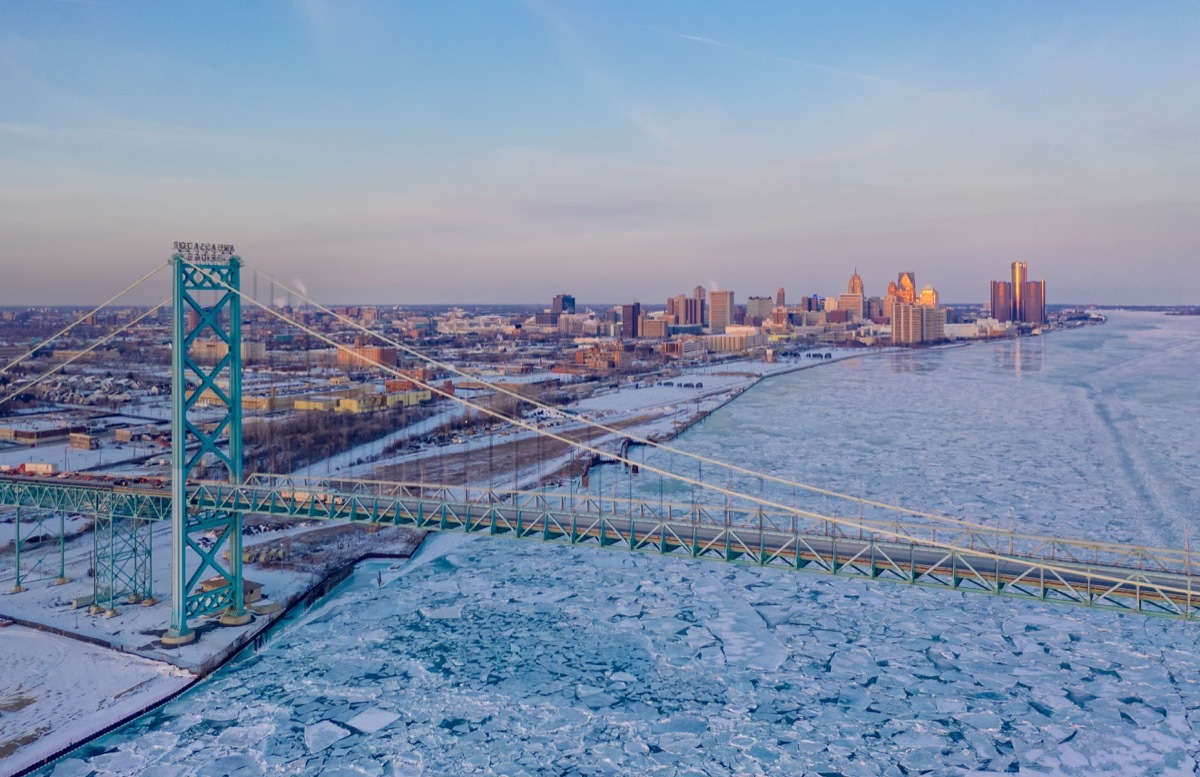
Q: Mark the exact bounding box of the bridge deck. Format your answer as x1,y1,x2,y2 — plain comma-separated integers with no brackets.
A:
3,474,1197,620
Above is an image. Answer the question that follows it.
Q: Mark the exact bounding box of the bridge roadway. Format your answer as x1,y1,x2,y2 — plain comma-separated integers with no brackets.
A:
3,473,1199,619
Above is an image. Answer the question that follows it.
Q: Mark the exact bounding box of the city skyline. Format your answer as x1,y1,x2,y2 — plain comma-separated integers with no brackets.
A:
2,2,1198,305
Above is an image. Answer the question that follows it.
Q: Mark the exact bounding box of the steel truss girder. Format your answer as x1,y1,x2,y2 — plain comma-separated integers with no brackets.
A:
3,472,1199,620
189,480,1200,621
0,480,170,520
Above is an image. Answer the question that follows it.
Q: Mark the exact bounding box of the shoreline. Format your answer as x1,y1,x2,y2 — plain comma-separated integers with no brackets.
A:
643,345,899,447
10,546,421,777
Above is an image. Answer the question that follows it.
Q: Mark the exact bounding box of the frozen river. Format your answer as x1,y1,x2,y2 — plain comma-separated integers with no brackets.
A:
39,313,1200,776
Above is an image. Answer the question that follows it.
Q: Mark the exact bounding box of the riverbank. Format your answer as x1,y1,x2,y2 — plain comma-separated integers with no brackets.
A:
0,524,424,775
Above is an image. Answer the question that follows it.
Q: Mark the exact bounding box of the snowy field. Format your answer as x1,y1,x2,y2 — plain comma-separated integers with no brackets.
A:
0,624,192,775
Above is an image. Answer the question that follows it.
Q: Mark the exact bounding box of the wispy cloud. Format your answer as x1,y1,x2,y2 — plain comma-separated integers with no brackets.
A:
524,1,705,155
0,119,299,154
644,25,963,101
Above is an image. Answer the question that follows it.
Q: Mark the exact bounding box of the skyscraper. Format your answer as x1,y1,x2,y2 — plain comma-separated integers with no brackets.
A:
709,291,734,334
897,272,916,304
667,293,703,326
552,294,576,315
892,302,922,344
990,281,1012,322
746,296,773,324
989,263,1046,324
621,302,641,339
840,271,865,320
1011,262,1028,322
892,301,946,344
776,287,786,308
1025,280,1046,325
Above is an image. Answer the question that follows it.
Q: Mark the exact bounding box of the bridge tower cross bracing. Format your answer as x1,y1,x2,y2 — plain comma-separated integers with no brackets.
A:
163,253,247,645
9,507,69,593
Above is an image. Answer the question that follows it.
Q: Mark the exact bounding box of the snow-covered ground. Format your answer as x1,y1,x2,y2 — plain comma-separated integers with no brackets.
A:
0,624,192,775
0,439,163,474
0,513,90,559
290,404,471,481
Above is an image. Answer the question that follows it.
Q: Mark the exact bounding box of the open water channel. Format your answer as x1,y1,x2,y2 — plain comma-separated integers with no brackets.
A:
39,312,1200,776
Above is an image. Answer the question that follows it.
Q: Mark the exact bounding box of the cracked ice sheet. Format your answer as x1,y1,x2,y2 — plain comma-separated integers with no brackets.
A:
34,536,1200,777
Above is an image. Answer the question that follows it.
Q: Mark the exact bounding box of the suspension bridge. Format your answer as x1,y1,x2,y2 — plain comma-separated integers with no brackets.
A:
1,249,1198,647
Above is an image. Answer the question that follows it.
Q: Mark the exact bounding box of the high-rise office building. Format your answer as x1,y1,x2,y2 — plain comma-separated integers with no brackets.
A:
746,296,773,324
838,293,864,320
1025,280,1046,325
918,285,939,308
709,291,734,334
552,294,576,315
897,272,917,304
988,263,1046,324
694,286,708,326
638,316,668,339
1011,262,1028,322
839,271,865,320
923,304,946,341
892,302,922,344
990,281,1012,322
776,287,786,308
667,293,703,326
892,301,946,344
621,302,641,339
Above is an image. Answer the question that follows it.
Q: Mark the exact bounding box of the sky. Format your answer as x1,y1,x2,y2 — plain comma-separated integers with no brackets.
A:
1,1,1198,307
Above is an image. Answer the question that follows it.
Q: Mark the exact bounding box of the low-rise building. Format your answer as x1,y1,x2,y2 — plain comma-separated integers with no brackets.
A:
69,432,101,450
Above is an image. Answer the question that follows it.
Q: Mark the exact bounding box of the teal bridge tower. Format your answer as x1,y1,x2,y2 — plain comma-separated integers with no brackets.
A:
163,246,247,645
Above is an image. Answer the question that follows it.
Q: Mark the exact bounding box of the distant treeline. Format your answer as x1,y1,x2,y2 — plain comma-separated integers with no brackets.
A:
1092,305,1200,314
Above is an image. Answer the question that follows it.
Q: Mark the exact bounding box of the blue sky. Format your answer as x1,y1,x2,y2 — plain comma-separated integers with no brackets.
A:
1,1,1198,305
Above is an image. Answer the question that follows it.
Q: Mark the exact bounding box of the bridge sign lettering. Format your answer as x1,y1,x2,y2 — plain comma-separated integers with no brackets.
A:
173,242,235,262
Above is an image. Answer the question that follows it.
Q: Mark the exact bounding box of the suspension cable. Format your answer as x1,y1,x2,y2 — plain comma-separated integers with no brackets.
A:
0,300,170,409
0,261,168,375
252,267,998,532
